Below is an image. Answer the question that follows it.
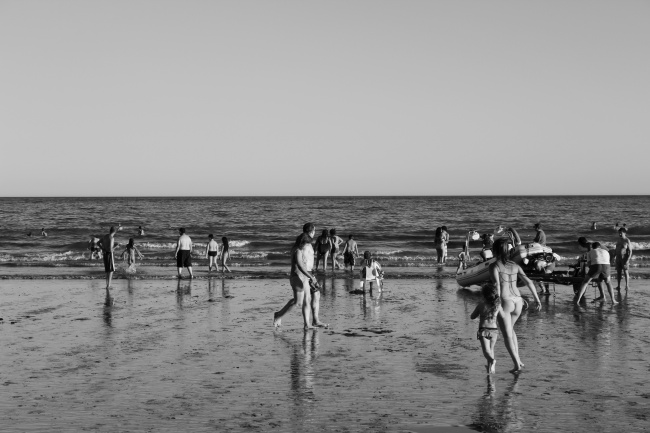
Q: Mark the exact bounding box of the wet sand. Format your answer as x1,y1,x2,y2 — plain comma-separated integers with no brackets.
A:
1,276,649,432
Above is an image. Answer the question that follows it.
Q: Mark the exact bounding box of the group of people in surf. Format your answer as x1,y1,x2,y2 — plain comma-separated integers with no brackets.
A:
273,223,384,330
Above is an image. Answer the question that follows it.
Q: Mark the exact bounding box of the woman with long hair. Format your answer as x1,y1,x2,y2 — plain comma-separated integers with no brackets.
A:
220,236,232,273
489,238,540,373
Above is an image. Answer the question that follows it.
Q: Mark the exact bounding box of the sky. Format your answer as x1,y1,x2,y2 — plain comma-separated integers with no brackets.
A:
1,0,648,196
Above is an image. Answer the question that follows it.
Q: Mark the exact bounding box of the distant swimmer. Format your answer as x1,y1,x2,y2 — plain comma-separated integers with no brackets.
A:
575,242,617,305
138,226,145,236
614,222,619,230
41,228,47,237
470,284,502,374
205,234,220,272
174,228,194,279
329,228,343,271
341,235,359,271
120,238,144,271
591,222,597,230
273,223,327,329
26,232,32,237
96,225,123,299
220,236,231,273
615,228,633,291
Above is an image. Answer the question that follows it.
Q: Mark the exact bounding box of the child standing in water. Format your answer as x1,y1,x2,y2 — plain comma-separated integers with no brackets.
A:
360,251,383,292
457,244,470,272
470,284,502,374
120,238,144,272
205,234,220,272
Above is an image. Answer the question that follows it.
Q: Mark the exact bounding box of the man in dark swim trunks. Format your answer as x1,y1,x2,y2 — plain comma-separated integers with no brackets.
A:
96,225,123,298
342,235,359,271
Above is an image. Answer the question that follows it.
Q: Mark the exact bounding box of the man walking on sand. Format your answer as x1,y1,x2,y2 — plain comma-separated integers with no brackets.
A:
175,228,194,279
615,227,633,291
96,225,123,296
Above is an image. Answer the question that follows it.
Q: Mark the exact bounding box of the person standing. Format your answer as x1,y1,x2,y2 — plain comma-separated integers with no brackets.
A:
615,228,633,291
174,228,194,279
273,223,327,329
489,238,541,373
220,236,232,273
96,225,123,296
314,229,331,272
575,242,617,305
533,223,546,245
41,227,47,237
329,228,344,271
120,238,144,271
205,234,220,272
434,227,445,264
342,235,359,271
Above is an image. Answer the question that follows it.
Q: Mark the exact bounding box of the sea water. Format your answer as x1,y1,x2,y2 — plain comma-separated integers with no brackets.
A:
1,196,649,269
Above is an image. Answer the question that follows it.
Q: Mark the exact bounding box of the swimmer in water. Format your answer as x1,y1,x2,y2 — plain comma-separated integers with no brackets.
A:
591,222,597,230
137,226,145,236
471,283,503,374
41,228,47,237
615,228,633,291
205,234,220,272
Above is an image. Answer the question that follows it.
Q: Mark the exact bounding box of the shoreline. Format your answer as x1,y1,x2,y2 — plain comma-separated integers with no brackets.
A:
3,264,650,280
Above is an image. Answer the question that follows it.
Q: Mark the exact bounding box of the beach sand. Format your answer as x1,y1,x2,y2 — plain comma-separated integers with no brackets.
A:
1,276,649,432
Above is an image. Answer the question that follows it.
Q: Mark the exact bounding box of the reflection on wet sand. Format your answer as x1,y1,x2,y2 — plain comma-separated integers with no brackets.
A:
275,329,320,425
472,375,524,432
2,278,650,432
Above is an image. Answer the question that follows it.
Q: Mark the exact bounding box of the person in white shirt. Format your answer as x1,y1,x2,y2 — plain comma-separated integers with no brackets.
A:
575,242,617,305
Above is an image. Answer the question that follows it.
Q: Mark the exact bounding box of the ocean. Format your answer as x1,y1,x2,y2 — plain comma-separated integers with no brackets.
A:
1,196,649,269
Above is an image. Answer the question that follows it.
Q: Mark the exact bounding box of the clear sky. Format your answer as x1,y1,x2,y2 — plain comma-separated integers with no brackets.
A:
1,1,648,196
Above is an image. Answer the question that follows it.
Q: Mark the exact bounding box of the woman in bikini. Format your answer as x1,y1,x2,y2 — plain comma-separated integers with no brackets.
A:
489,238,540,373
329,228,344,271
314,229,331,272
